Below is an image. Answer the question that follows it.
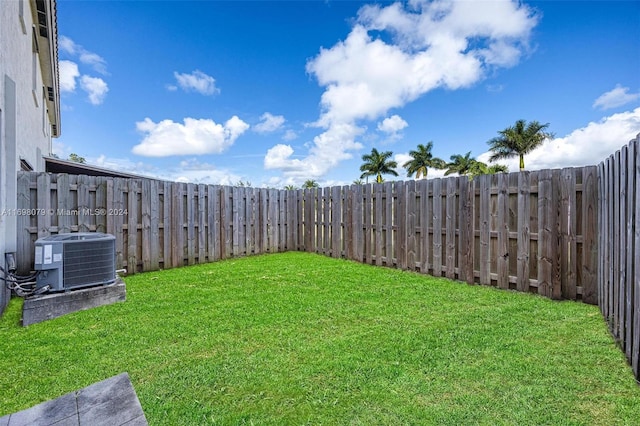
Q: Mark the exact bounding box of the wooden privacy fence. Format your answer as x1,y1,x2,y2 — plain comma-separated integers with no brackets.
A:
299,168,598,304
598,134,640,380
16,173,297,274
16,165,598,304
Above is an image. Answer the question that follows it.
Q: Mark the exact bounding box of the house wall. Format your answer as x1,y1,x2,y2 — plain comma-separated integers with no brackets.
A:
0,0,57,314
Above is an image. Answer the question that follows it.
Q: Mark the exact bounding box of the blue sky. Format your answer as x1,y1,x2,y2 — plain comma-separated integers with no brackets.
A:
55,0,640,187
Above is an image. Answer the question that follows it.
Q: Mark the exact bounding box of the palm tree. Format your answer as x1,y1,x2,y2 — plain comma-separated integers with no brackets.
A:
403,142,446,179
445,152,476,176
487,120,553,170
302,179,319,189
469,161,509,178
359,148,398,183
284,184,297,190
352,179,364,185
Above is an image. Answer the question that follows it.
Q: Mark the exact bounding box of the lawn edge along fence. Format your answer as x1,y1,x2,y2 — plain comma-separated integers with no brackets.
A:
13,133,640,380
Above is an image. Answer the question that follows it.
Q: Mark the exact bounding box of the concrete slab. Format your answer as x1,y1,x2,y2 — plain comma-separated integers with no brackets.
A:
0,373,147,426
22,278,126,326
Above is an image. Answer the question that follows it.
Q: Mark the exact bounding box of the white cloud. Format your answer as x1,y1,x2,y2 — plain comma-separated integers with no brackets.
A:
80,75,109,105
282,129,298,141
93,155,240,185
254,112,285,133
59,35,107,75
59,60,79,92
173,70,219,95
79,52,108,75
132,116,249,157
378,115,408,133
478,108,640,170
59,35,78,55
51,140,72,159
593,84,640,110
264,123,364,179
267,0,538,180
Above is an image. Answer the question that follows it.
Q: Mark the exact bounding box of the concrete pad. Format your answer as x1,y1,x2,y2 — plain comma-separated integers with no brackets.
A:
0,373,146,426
22,278,126,326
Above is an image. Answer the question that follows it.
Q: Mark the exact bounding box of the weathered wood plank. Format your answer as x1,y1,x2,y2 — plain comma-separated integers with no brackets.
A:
612,151,621,338
618,147,628,346
57,173,72,235
537,170,553,298
420,179,431,274
331,186,342,258
458,177,474,284
406,180,417,271
171,182,185,266
36,173,52,239
384,182,393,266
162,181,172,268
396,181,408,270
478,175,491,285
608,157,615,325
597,162,604,312
632,136,640,378
234,187,243,257
127,179,139,274
147,180,159,271
517,171,531,292
352,184,364,263
551,170,562,300
77,175,92,233
374,183,383,265
445,178,456,279
317,187,324,254
497,173,509,289
432,178,443,277
95,178,107,234
363,183,373,264
582,166,598,305
141,179,152,271
303,189,312,252
560,168,577,299
625,143,635,360
197,184,206,262
318,187,327,255
269,189,279,253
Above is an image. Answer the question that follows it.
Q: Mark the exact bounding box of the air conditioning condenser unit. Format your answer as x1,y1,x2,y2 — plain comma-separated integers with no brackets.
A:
34,233,116,292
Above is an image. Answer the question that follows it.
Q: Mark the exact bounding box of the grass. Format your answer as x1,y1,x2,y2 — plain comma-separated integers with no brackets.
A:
0,252,639,425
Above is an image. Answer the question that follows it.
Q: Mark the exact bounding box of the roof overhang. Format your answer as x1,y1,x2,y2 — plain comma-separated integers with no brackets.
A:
33,0,61,137
44,157,154,180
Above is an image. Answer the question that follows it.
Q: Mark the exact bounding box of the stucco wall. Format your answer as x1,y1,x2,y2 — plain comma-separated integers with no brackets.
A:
1,0,56,314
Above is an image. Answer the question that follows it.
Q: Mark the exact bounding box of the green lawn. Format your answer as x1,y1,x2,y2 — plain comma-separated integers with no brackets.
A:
1,252,638,425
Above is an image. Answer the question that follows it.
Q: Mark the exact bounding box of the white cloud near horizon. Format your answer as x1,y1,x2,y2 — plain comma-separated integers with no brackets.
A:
266,0,539,180
94,155,240,185
254,112,286,133
477,108,640,171
132,116,249,157
593,84,640,110
172,70,219,95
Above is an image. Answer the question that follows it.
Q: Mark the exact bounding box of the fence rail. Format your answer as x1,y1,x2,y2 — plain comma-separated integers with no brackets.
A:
598,135,640,380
